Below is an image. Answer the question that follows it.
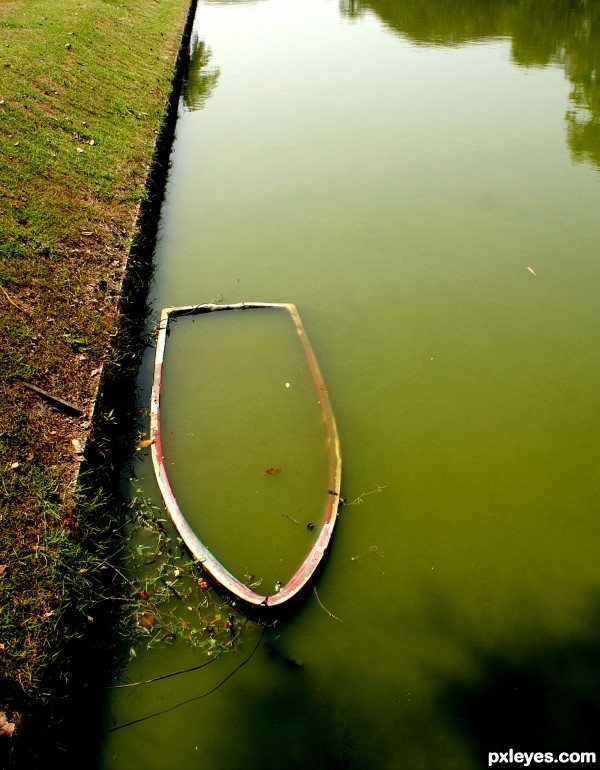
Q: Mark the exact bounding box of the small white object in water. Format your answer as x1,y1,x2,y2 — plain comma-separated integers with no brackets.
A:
285,382,290,388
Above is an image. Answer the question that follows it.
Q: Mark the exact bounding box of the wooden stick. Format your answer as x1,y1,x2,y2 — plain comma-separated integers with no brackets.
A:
19,381,84,417
313,587,342,622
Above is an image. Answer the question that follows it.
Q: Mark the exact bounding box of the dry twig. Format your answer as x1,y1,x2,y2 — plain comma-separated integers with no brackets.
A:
313,587,342,622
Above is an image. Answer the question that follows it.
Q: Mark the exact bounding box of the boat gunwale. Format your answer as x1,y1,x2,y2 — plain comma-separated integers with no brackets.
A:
149,301,342,607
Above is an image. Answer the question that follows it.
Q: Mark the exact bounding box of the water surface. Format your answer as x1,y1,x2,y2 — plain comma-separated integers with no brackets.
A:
157,306,335,588
98,1,600,767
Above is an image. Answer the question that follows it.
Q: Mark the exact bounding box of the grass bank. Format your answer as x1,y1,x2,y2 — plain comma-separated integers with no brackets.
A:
0,0,194,762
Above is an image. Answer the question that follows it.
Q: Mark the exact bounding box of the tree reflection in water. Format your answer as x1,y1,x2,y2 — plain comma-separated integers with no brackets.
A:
183,35,220,112
344,0,600,170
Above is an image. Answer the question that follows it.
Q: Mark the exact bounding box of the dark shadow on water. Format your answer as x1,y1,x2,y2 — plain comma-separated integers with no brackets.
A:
437,604,600,759
211,589,600,770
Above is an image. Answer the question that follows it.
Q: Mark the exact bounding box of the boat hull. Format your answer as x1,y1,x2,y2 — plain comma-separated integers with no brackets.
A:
150,302,342,607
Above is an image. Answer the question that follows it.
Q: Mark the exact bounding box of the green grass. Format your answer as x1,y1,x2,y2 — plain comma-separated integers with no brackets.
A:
0,0,194,759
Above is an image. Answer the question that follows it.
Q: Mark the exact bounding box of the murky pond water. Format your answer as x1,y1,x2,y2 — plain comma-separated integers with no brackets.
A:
156,305,337,591
96,1,600,767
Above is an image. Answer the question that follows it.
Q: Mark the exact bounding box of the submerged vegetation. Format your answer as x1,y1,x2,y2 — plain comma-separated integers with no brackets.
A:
121,488,252,659
0,0,195,762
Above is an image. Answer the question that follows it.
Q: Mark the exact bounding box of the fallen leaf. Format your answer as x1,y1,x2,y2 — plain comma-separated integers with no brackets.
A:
265,466,280,475
527,266,537,276
137,612,156,628
0,565,6,577
71,438,83,454
136,438,154,450
0,717,15,737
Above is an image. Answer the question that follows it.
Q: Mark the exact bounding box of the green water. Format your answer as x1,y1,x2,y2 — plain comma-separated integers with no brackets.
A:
158,307,334,587
98,0,600,767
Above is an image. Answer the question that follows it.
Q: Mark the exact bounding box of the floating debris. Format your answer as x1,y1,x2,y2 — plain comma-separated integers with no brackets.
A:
351,545,385,562
136,612,156,629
